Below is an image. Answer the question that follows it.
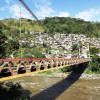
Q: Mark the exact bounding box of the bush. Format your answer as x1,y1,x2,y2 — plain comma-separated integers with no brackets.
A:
86,55,100,73
0,81,30,100
61,65,78,73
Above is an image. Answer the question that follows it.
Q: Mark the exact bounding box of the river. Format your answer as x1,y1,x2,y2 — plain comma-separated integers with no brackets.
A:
10,74,100,100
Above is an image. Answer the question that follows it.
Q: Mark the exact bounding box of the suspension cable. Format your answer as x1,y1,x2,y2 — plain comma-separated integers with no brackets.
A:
19,0,48,33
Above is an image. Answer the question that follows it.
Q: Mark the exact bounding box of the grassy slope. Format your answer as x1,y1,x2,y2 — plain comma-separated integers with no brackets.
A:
2,19,44,32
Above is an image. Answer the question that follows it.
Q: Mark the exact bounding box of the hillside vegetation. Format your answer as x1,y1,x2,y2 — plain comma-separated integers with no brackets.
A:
2,18,44,32
1,17,100,38
44,17,100,38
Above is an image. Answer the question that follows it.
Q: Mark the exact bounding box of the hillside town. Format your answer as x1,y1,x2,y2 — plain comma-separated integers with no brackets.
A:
15,31,100,58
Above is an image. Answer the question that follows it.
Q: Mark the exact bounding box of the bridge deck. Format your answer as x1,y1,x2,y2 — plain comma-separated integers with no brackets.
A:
0,58,91,81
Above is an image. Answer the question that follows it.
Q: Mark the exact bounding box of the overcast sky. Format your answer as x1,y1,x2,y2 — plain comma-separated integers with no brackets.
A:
0,0,100,22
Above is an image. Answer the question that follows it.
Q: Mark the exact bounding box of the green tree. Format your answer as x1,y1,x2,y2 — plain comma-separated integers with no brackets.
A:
87,55,100,72
0,28,8,58
90,47,100,55
72,44,78,51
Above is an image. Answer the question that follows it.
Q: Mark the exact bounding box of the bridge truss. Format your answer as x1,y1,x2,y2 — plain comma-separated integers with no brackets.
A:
0,58,90,81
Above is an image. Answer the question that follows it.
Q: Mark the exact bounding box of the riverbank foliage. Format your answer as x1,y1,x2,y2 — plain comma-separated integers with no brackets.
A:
85,47,100,74
86,55,100,74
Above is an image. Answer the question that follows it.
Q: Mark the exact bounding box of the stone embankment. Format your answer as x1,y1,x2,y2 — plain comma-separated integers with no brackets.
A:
30,73,100,80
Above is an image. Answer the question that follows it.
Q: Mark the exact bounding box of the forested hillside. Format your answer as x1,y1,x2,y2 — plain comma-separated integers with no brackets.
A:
44,17,100,38
0,21,19,58
2,18,44,33
1,17,100,38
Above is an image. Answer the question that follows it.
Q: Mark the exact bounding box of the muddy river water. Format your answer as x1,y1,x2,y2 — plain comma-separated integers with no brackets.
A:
11,75,100,100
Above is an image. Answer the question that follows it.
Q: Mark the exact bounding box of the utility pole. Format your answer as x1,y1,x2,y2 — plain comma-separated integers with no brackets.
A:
88,43,90,58
78,41,80,58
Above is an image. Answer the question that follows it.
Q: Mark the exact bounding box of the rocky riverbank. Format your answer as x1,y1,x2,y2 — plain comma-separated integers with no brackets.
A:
80,73,100,79
30,73,100,80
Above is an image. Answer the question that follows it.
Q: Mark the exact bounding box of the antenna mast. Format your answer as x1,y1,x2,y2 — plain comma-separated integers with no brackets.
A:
19,1,22,58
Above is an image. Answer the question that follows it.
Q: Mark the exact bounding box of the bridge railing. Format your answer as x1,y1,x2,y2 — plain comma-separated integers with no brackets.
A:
0,58,91,77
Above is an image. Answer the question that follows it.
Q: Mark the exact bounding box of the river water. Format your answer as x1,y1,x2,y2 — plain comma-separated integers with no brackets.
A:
10,74,100,100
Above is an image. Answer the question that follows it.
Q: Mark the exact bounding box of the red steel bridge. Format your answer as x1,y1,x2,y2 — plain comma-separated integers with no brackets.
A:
0,58,90,81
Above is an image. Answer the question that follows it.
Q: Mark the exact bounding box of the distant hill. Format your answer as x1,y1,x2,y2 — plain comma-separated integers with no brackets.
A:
1,17,100,38
44,17,100,38
1,18,44,33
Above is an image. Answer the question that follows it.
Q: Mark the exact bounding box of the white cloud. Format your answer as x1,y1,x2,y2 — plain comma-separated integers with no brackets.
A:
6,0,10,4
33,0,54,19
33,0,51,7
58,11,69,17
36,7,54,19
75,8,100,21
8,4,32,19
33,0,70,18
0,7,5,11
